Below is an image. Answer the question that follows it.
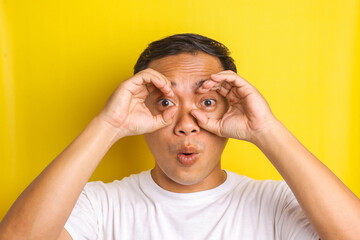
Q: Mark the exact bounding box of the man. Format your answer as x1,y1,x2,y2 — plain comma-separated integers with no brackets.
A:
0,33,359,239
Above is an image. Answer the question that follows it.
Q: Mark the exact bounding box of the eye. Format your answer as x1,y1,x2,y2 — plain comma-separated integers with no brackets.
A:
200,98,216,108
157,99,175,108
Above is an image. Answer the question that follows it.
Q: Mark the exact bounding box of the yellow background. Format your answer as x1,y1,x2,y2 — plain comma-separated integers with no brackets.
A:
1,0,359,220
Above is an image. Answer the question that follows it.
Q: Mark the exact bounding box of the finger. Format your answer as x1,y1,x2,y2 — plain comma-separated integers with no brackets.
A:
145,83,157,93
197,80,215,92
191,109,222,136
144,72,173,97
198,78,233,90
222,81,232,90
134,69,174,97
197,80,232,99
146,68,175,97
226,89,241,104
197,80,221,93
210,71,253,89
210,72,257,99
216,85,231,97
152,106,178,131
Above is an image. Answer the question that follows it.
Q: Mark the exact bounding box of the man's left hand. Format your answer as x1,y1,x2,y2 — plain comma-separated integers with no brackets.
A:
191,70,277,142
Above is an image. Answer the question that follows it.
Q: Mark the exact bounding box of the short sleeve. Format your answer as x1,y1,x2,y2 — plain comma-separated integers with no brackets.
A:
275,183,319,240
64,186,100,240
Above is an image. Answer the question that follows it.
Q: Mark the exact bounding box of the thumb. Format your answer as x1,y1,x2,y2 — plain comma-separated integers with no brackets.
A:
191,109,222,136
152,106,177,131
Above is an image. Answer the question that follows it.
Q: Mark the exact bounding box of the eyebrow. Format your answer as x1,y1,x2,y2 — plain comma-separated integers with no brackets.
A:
170,79,207,89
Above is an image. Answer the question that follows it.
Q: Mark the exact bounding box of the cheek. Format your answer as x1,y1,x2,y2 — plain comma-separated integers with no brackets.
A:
206,110,224,120
209,137,228,157
144,128,171,153
210,134,228,146
201,128,228,150
145,98,159,115
204,99,228,119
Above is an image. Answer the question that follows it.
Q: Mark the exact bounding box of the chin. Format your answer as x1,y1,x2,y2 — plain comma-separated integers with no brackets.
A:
152,154,223,192
171,174,204,186
166,167,210,187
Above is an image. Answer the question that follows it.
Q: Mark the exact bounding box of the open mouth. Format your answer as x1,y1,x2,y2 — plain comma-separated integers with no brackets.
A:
174,145,201,166
177,152,199,166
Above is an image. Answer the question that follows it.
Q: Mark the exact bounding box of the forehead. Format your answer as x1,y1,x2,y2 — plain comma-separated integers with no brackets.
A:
147,52,224,88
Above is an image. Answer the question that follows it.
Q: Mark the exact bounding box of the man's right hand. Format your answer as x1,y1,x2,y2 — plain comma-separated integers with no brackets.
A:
97,68,178,139
0,68,178,240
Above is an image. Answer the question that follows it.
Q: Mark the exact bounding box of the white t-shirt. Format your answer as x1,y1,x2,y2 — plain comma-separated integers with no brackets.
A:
65,170,319,239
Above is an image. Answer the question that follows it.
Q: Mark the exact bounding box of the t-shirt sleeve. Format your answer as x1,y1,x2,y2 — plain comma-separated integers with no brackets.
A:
274,182,319,240
64,184,101,240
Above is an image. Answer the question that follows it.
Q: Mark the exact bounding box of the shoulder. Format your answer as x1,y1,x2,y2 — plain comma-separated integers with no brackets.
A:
82,170,148,201
226,170,286,190
225,170,291,203
225,171,302,222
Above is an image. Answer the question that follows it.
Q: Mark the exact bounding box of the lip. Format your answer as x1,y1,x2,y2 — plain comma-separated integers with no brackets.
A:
176,146,200,166
177,153,200,166
177,146,199,154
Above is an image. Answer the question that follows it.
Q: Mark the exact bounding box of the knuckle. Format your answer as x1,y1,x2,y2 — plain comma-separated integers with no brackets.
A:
138,68,156,78
144,68,161,78
161,118,167,125
218,70,234,75
142,68,154,73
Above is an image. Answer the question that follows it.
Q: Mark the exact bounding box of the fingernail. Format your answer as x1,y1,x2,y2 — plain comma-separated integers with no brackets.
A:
204,80,212,86
167,89,174,97
191,109,198,118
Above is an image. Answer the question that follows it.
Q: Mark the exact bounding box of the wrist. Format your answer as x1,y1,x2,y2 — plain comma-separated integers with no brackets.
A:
91,115,127,144
249,118,285,148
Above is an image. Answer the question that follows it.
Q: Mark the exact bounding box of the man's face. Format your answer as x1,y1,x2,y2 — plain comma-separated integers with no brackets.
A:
145,52,228,193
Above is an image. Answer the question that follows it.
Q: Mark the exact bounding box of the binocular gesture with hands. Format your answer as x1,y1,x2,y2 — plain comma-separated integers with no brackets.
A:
98,68,277,143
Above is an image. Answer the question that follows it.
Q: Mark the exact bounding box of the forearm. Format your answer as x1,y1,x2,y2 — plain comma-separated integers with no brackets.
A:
0,116,119,240
252,120,360,239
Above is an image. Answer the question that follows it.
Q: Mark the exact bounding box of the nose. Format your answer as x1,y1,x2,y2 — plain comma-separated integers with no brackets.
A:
174,109,200,136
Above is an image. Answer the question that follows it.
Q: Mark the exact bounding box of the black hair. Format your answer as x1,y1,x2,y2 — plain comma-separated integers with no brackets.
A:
134,33,237,74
